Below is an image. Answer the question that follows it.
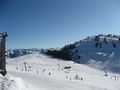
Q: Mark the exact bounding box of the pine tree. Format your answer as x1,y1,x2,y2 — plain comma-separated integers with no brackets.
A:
95,43,98,48
99,42,102,48
78,56,80,59
113,43,116,48
104,37,107,44
119,38,120,41
95,36,99,41
76,49,78,53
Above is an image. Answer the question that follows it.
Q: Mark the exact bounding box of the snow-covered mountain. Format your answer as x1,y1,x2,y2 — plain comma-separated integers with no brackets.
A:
1,35,120,90
4,54,120,90
7,49,41,58
45,34,120,73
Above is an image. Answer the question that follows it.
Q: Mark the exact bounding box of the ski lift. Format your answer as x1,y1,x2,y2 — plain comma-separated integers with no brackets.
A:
0,32,7,76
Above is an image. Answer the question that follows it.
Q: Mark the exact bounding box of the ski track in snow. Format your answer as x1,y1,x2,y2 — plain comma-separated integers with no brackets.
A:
0,54,119,90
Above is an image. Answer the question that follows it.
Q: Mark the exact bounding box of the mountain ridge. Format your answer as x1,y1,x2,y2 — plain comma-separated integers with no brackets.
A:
44,34,120,73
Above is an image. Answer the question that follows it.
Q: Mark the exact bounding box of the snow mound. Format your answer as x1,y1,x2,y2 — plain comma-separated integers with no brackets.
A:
0,74,26,90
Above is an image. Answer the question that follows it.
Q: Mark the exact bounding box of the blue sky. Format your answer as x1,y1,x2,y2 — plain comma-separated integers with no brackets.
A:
0,0,120,49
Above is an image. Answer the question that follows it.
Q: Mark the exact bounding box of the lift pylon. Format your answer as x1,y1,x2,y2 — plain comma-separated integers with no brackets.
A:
0,32,7,76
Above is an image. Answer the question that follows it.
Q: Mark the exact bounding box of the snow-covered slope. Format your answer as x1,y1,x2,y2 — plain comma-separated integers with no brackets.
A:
61,35,120,73
3,54,120,90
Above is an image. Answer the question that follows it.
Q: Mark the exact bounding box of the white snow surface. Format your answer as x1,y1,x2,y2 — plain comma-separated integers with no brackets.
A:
0,54,119,90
